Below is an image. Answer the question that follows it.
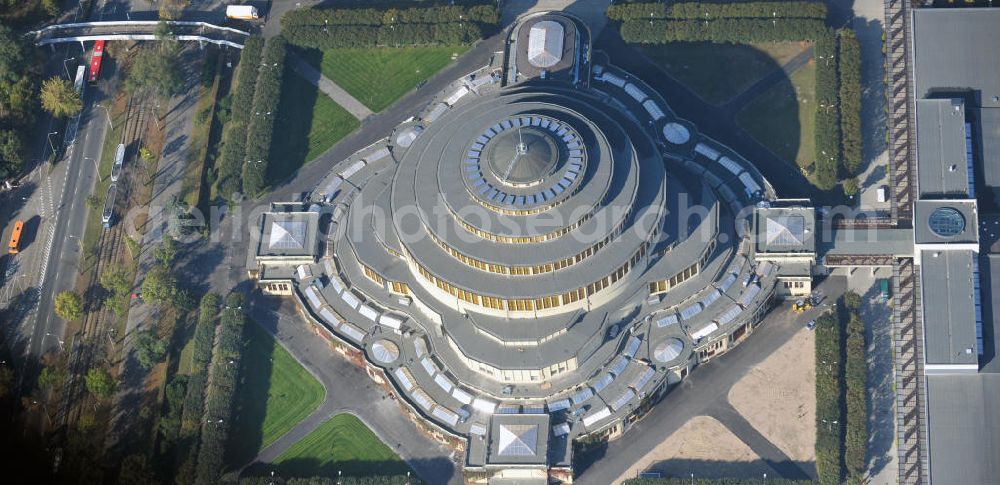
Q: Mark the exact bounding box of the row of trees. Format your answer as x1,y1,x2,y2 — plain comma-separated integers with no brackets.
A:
194,292,247,485
0,25,37,179
283,22,483,49
0,0,59,22
814,32,841,191
157,373,189,453
843,292,869,482
216,36,264,200
838,30,863,175
281,3,499,27
815,310,844,485
620,18,828,44
607,1,827,21
242,36,288,198
167,293,221,484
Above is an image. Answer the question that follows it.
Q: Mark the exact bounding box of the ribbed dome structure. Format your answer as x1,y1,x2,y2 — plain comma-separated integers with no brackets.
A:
486,127,561,186
384,89,670,318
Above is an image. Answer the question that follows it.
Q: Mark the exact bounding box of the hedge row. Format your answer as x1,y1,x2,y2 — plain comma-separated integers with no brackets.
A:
241,476,424,485
242,36,288,198
281,4,499,28
216,36,263,200
179,294,222,431
845,311,869,480
194,293,247,485
815,311,844,485
838,29,863,174
283,22,482,49
620,18,828,44
607,1,827,21
814,32,840,191
169,293,221,484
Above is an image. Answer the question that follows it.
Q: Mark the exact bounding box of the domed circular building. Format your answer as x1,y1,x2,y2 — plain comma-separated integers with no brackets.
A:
253,10,814,483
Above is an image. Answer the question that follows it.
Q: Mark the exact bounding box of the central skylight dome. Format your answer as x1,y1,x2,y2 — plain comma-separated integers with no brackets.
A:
486,126,561,186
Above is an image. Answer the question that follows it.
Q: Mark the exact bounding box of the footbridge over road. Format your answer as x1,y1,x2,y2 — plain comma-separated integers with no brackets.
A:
29,21,250,49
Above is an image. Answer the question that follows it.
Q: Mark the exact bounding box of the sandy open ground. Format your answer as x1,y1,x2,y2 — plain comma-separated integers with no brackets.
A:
613,415,775,483
728,326,816,462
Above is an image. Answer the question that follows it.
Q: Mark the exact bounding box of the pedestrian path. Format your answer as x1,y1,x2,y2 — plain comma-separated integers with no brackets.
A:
243,301,462,485
288,52,374,120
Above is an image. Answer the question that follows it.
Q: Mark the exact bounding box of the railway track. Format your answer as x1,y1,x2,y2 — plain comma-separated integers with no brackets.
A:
59,92,149,430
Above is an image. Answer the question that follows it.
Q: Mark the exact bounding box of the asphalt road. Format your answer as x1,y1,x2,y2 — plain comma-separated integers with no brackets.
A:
28,87,111,354
4,70,113,405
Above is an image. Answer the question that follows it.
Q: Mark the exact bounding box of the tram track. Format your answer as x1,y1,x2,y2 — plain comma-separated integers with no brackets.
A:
60,91,149,430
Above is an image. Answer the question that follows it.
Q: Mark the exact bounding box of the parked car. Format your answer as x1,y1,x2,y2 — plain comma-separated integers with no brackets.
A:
806,320,817,330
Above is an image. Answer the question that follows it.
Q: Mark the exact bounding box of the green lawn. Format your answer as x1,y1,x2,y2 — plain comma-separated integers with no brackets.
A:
736,61,817,170
271,66,360,180
309,46,469,112
226,322,325,467
271,413,412,479
639,41,809,105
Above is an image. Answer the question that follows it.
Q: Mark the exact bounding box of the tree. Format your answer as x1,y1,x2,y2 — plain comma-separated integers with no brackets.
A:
41,0,59,16
0,24,25,85
154,234,177,266
117,453,161,485
101,266,132,296
85,193,101,210
0,365,13,398
85,367,114,399
154,20,175,41
126,45,184,98
158,0,188,20
40,77,82,118
141,266,177,305
0,130,24,176
843,291,862,311
843,177,859,197
54,291,84,321
139,147,155,164
37,366,65,390
134,330,167,370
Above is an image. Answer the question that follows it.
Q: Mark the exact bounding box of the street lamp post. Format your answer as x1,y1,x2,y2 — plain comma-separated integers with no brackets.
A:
47,131,59,156
63,57,76,79
96,104,113,130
